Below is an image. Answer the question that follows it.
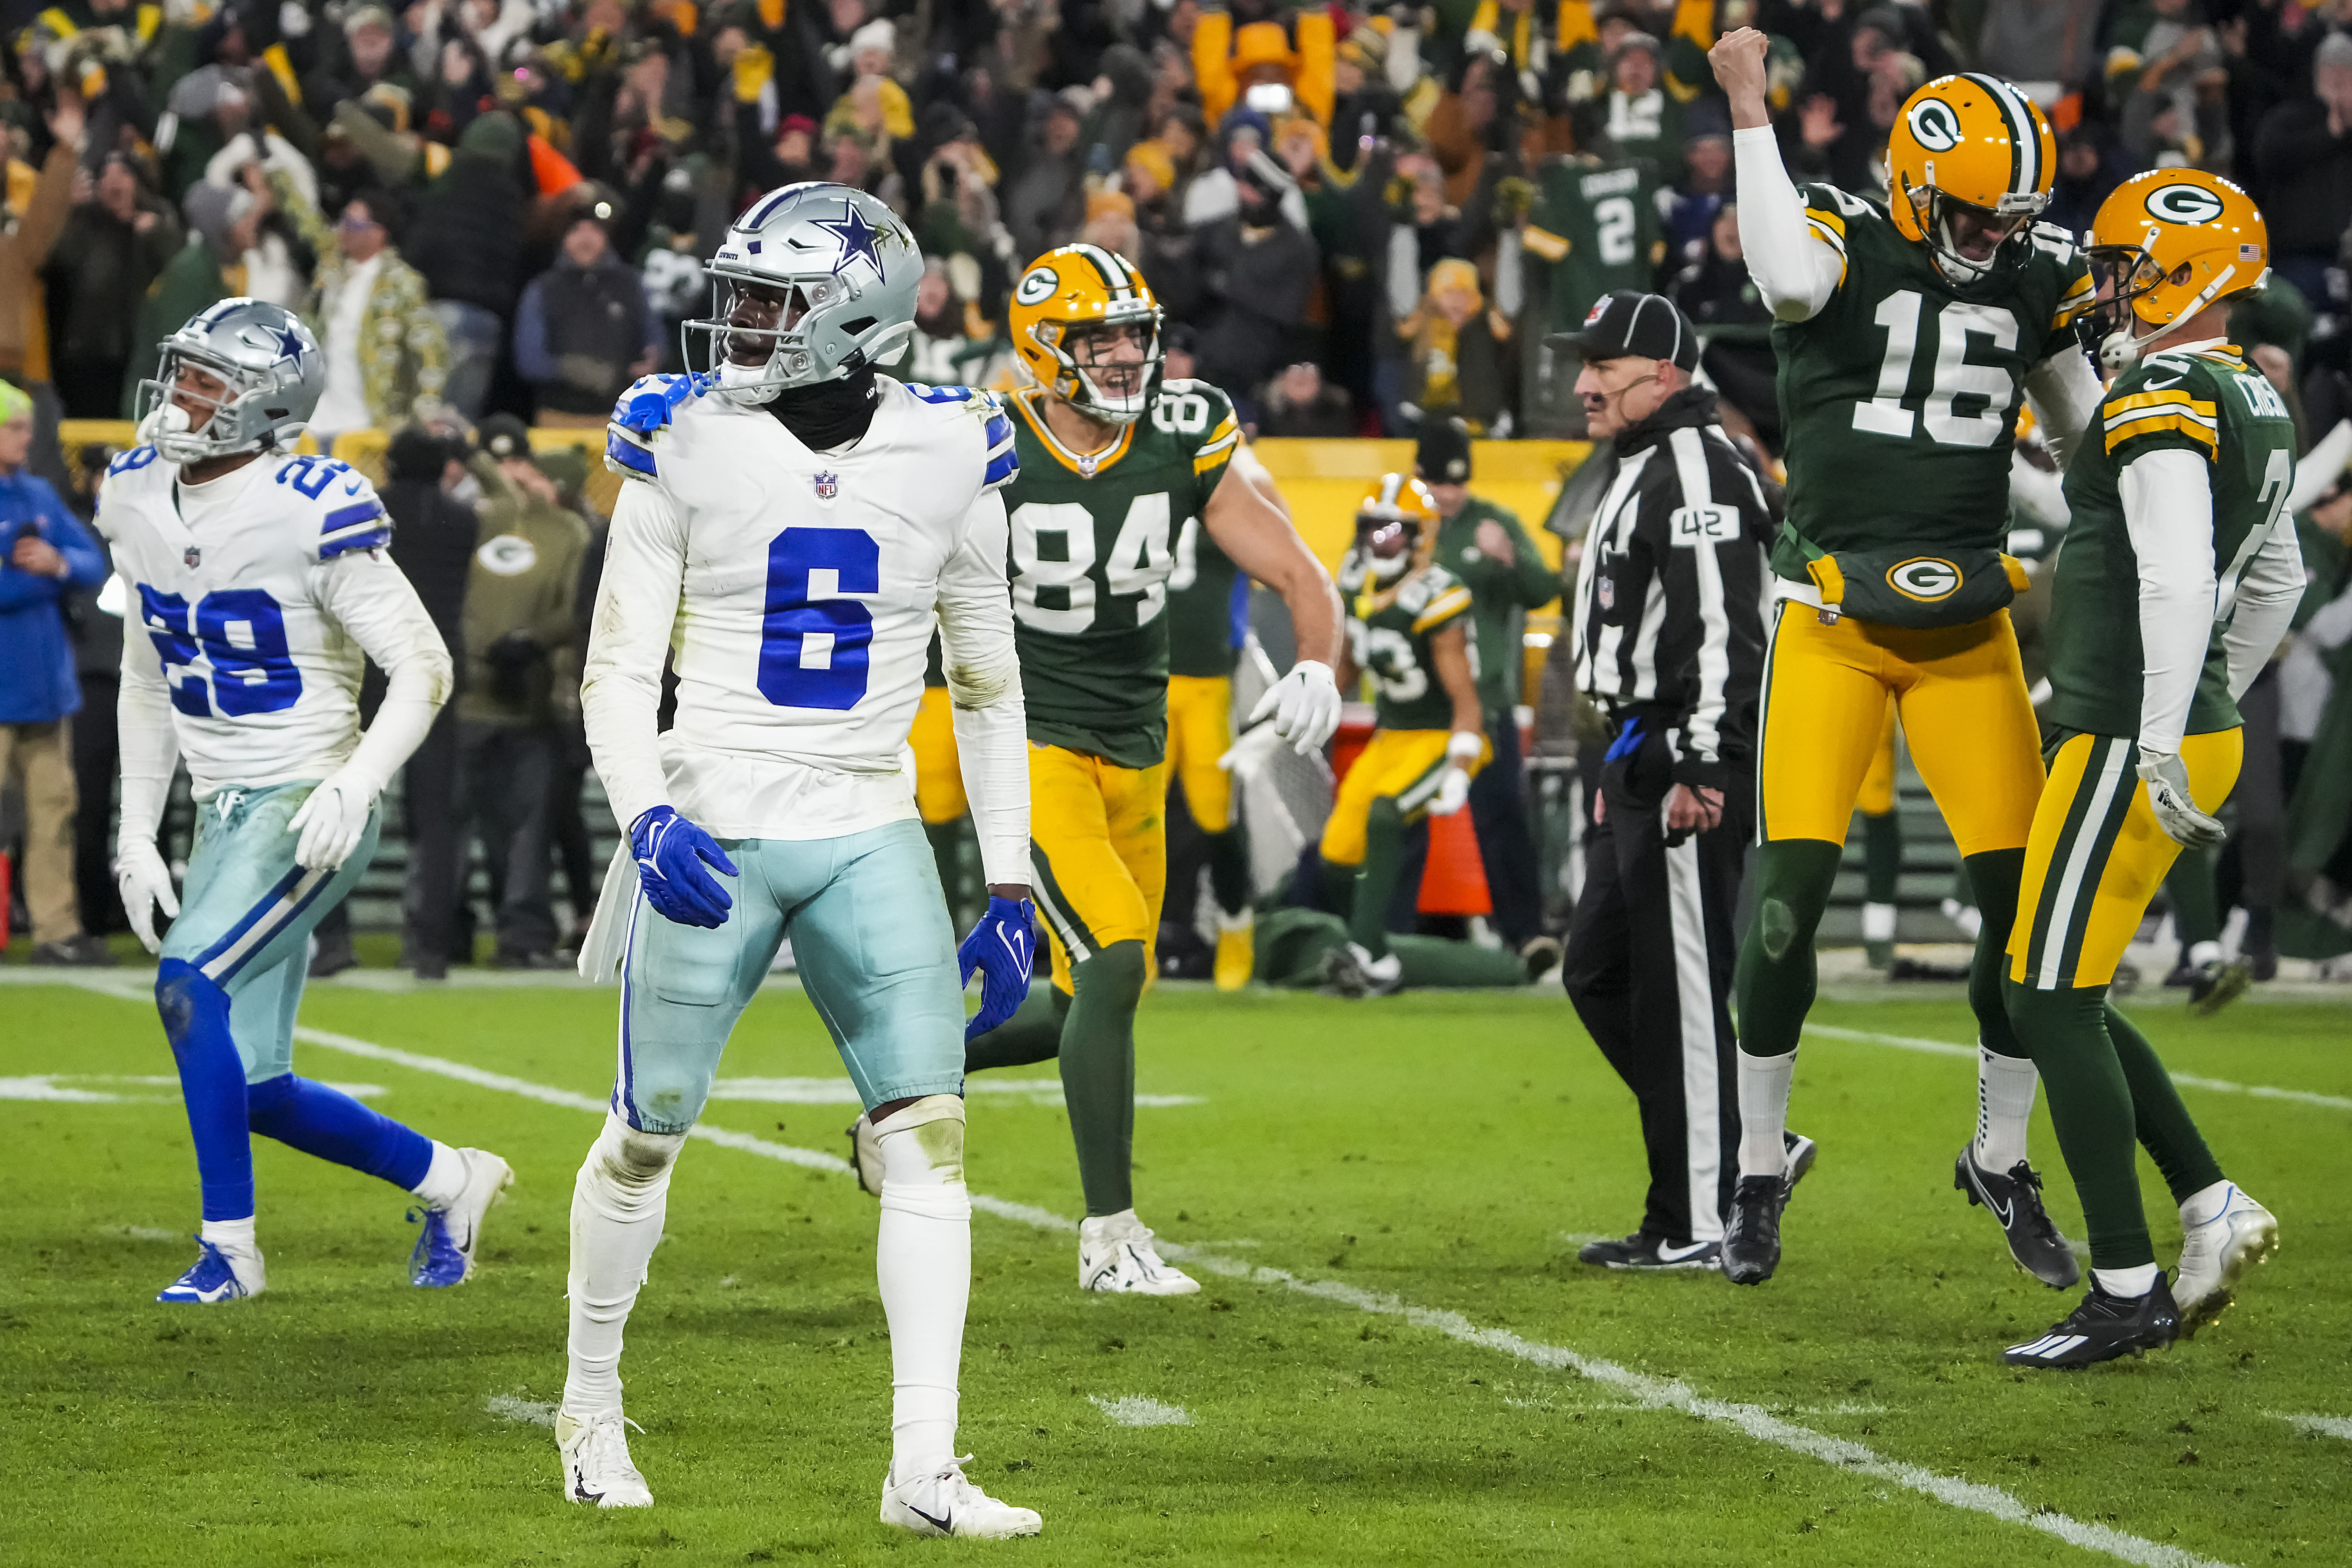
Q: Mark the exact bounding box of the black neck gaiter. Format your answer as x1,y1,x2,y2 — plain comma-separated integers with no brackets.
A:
767,366,882,450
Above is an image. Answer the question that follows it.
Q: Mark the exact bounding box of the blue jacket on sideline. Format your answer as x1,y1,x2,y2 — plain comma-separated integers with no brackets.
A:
0,468,108,724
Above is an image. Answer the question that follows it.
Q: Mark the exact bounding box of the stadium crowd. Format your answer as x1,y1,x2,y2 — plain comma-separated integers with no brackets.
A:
4,0,2352,979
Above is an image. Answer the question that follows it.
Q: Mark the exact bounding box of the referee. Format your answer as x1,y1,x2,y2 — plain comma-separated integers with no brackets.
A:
1556,291,1797,1269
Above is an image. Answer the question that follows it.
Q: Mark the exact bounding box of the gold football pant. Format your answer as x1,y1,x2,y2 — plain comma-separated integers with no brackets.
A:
2009,729,2243,991
910,686,966,825
1319,729,1492,867
1165,675,1235,832
1757,604,2044,854
1026,744,1168,994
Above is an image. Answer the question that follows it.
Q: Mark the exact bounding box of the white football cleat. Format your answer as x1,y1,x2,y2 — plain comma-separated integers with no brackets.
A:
156,1237,265,1304
2174,1182,2279,1335
1079,1210,1200,1295
880,1456,1042,1539
409,1148,514,1287
556,1409,653,1507
846,1113,884,1198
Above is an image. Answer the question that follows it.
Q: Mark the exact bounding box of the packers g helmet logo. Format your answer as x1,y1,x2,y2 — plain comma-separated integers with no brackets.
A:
1905,99,1963,153
1014,267,1059,306
1886,557,1962,602
2143,182,2226,226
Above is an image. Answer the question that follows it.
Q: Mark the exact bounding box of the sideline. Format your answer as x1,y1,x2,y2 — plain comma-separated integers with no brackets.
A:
30,973,2233,1568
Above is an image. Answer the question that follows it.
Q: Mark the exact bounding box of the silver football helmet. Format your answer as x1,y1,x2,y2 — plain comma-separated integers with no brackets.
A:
683,183,920,403
133,298,326,463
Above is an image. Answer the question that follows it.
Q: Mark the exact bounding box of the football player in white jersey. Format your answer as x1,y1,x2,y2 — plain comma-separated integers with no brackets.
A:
100,299,511,1304
558,184,1040,1538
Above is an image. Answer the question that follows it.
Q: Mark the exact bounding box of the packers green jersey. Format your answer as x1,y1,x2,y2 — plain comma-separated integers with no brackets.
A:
1004,379,1241,767
2043,344,2298,739
1524,158,1667,334
1166,513,1245,678
1769,184,2096,584
1340,555,1476,731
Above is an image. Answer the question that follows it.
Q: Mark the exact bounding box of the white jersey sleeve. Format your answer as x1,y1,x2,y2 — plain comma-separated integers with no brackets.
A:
934,485,1029,887
581,476,690,833
95,447,405,798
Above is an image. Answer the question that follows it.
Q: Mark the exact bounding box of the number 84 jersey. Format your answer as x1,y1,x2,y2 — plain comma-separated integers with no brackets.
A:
1002,379,1241,769
1769,182,2096,584
95,447,441,799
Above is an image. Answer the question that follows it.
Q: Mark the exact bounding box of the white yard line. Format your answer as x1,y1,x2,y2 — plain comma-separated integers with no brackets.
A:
1089,1395,1192,1428
31,973,2232,1568
485,1394,559,1428
2275,1413,2352,1440
1802,1024,2352,1113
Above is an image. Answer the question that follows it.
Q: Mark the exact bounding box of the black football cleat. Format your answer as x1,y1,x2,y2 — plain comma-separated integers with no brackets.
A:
2002,1273,2180,1369
1576,1232,1720,1270
1784,1131,1818,1195
1721,1175,1787,1286
1956,1146,2081,1288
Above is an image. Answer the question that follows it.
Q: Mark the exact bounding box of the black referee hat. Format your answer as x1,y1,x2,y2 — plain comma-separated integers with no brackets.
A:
1549,290,1701,372
1415,418,1472,485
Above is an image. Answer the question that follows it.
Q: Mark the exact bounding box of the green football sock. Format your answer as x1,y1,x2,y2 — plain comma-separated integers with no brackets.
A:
1204,825,1253,919
1962,847,2028,1060
963,984,1067,1074
1732,838,1843,1057
2003,979,2156,1270
2165,849,2222,951
2105,1001,2226,1205
924,818,978,929
1862,811,1903,904
1348,800,1408,961
1060,941,1145,1217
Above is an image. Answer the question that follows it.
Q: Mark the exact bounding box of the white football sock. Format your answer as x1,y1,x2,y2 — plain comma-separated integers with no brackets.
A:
412,1141,467,1209
1973,1046,2039,1173
2093,1263,2160,1299
2179,1179,2235,1226
564,1113,684,1419
874,1096,971,1483
1737,1049,1796,1179
201,1215,258,1256
2187,939,2222,969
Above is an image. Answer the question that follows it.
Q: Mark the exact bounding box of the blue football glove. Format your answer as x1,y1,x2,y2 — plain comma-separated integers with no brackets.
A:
630,806,738,928
957,894,1036,1040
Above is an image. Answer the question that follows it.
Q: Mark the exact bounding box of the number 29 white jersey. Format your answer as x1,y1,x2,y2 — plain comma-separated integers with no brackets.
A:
94,447,448,800
585,373,1021,839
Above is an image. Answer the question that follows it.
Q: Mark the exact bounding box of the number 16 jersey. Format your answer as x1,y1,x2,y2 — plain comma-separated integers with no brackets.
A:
1769,184,2095,584
1003,379,1241,769
96,447,445,800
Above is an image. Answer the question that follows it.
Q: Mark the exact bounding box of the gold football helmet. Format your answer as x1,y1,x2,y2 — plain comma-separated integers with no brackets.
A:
2085,169,2268,369
1008,243,1164,424
1886,73,2056,285
1353,473,1442,588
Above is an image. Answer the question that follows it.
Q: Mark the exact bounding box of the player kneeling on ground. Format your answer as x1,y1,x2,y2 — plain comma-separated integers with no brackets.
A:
2000,169,2292,1369
1321,475,1489,998
104,300,509,1304
562,185,1038,1535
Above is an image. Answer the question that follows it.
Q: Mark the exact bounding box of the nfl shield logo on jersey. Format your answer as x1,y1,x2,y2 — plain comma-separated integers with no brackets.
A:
184,545,202,569
1597,575,1614,611
813,471,839,501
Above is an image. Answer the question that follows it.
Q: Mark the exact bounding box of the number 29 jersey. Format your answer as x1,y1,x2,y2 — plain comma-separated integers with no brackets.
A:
95,447,444,800
1003,379,1241,769
1770,184,2096,583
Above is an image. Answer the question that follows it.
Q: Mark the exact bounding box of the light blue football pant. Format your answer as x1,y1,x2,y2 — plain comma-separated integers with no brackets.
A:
615,818,965,1133
159,781,380,1082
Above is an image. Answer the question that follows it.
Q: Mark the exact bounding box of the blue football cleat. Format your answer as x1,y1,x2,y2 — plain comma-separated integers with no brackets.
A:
157,1238,263,1303
408,1148,515,1287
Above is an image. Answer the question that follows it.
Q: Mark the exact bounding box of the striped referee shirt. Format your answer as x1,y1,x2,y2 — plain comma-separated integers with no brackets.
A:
1568,389,1774,789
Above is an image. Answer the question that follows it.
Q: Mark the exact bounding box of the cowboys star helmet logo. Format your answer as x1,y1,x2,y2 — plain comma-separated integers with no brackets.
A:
812,204,886,279
814,471,839,500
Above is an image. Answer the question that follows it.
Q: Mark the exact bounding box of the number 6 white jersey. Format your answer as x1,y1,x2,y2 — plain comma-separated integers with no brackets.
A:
95,447,448,800
585,372,1022,839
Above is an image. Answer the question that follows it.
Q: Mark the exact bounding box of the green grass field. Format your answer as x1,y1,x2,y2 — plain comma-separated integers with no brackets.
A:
5,966,2348,1566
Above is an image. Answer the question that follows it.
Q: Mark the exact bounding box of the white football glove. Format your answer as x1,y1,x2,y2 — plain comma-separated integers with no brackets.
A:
1430,766,1472,817
116,840,180,955
1247,658,1343,755
2137,750,2224,849
287,769,377,871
